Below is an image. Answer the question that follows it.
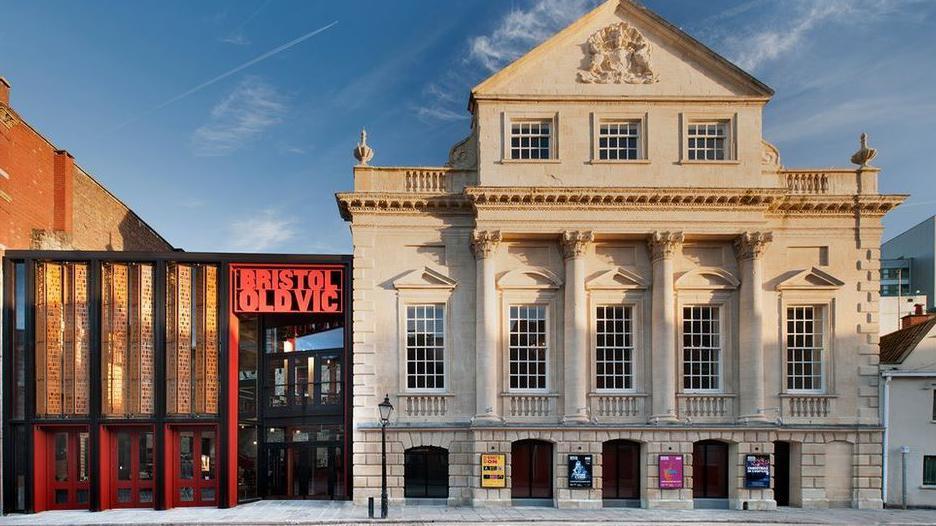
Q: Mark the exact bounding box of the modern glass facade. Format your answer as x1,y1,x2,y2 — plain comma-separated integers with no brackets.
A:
2,252,352,513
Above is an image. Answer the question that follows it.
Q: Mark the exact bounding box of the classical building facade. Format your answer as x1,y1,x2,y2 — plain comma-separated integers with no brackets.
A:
337,0,905,510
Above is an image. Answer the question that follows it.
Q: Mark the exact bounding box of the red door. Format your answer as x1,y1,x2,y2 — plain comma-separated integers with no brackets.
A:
511,440,553,499
174,428,218,507
693,440,729,499
47,429,91,510
112,429,155,508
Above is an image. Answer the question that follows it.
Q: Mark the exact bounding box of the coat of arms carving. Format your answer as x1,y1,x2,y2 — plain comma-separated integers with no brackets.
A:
578,22,659,84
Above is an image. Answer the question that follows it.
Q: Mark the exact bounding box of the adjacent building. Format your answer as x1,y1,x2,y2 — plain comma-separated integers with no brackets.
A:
880,307,936,508
338,0,905,510
0,77,170,252
883,217,936,311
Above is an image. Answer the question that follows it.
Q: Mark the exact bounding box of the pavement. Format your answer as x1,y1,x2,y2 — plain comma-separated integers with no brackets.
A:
1,500,936,526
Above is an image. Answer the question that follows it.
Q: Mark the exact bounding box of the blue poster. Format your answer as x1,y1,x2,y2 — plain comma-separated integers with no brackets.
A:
568,454,593,488
745,454,771,489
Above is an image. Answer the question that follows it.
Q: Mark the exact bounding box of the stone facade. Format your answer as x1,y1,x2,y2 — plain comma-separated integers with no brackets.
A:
337,0,905,510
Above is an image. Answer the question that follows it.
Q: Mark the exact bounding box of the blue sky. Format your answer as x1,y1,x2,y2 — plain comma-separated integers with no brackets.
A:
2,0,934,253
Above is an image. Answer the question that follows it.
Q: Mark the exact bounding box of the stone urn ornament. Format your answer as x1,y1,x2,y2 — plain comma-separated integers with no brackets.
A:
850,132,877,167
354,128,374,166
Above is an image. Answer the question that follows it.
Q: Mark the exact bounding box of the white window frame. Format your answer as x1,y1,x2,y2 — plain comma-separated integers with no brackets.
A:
505,303,550,392
499,288,558,394
501,111,560,163
590,112,649,164
680,304,724,393
676,289,734,395
783,304,827,394
680,112,738,164
592,301,639,393
396,288,454,395
402,303,447,392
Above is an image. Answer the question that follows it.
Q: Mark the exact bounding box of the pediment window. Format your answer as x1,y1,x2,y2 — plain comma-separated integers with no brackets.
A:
497,267,562,290
393,267,457,290
776,267,844,291
674,267,739,290
587,267,648,290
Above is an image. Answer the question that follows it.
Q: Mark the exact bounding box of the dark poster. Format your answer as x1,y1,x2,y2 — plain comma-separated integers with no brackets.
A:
568,454,593,488
744,454,771,489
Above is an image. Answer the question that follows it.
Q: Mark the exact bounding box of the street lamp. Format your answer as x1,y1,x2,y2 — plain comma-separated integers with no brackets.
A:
378,394,394,519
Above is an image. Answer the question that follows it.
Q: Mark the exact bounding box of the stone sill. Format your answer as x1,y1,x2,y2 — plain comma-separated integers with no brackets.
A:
499,158,561,164
588,159,651,165
679,160,741,166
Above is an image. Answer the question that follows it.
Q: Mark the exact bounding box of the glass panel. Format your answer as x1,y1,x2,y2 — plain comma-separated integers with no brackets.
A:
79,432,90,481
166,264,219,416
180,487,194,502
54,432,69,482
117,488,132,503
201,431,216,480
266,324,343,353
238,315,259,420
180,433,194,480
139,489,153,503
201,487,216,502
76,489,89,504
139,432,154,480
117,432,132,481
13,263,26,420
237,426,258,501
55,489,69,504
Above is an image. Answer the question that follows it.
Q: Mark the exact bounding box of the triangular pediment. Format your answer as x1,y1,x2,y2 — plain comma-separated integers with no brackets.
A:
472,0,772,100
675,267,739,290
776,267,845,291
497,267,563,290
393,267,457,290
587,267,648,290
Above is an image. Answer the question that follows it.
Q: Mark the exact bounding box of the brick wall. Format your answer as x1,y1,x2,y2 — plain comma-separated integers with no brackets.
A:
0,77,171,251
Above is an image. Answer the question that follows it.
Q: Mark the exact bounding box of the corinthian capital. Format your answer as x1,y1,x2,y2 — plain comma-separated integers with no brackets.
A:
561,230,594,259
471,230,502,259
648,231,684,261
734,231,773,260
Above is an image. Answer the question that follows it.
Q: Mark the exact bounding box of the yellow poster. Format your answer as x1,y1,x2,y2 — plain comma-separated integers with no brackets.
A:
480,454,506,488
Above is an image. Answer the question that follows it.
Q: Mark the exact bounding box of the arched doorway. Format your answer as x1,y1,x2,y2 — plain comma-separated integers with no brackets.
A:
404,446,449,499
511,440,553,503
602,440,641,507
693,440,729,508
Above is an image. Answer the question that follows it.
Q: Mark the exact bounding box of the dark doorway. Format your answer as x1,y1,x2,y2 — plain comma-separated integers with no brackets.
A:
511,440,553,502
46,429,91,510
602,440,640,506
173,428,218,507
404,447,449,499
774,441,790,506
265,443,343,499
693,440,729,504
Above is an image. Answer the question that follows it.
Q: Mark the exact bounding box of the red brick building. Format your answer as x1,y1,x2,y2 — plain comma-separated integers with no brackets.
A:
0,77,171,251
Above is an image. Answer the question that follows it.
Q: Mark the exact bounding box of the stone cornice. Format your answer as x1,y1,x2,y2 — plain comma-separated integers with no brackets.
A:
335,192,471,221
466,186,785,210
0,102,19,129
336,188,907,221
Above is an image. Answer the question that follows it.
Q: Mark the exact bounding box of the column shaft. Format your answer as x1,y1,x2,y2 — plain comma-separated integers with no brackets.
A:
473,231,501,422
649,232,682,424
563,254,588,423
736,232,771,422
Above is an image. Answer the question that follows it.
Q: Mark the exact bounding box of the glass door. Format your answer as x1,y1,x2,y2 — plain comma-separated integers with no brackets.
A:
112,429,155,508
175,428,217,507
47,429,90,510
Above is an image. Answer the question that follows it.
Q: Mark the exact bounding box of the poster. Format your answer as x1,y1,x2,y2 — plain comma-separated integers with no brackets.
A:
567,454,593,488
481,454,506,488
658,454,684,489
745,454,771,489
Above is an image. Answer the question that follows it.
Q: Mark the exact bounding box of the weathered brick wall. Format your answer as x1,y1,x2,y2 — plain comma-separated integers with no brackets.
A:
0,80,171,251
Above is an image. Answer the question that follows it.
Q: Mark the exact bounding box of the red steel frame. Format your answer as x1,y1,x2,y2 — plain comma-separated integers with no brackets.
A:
100,424,156,509
166,424,220,507
34,424,91,511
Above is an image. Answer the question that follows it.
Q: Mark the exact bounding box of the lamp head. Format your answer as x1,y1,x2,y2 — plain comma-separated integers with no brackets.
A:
378,394,394,424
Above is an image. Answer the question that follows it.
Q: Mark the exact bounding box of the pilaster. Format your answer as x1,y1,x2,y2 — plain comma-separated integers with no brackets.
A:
561,231,593,424
648,231,683,424
472,230,502,423
735,231,772,423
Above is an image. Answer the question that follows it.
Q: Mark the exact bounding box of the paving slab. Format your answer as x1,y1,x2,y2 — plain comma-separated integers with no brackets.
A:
1,501,935,526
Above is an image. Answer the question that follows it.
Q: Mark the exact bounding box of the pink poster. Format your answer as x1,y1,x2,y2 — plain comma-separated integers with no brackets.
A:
658,454,684,489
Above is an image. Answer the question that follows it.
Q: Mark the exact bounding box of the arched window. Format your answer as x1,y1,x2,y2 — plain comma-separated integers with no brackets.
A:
404,446,448,498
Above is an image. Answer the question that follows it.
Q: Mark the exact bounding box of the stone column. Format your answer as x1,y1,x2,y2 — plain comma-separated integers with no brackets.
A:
472,230,502,423
648,232,683,424
735,232,772,423
561,231,593,424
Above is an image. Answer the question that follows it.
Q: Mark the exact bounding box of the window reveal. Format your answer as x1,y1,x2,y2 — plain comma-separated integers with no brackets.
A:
786,306,824,392
509,305,548,390
595,305,634,390
509,120,552,160
598,121,640,160
102,263,155,417
682,306,721,391
35,262,90,417
406,304,445,390
166,264,219,415
687,121,728,161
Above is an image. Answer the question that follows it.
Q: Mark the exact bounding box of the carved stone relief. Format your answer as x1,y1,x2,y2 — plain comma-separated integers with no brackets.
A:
578,22,659,84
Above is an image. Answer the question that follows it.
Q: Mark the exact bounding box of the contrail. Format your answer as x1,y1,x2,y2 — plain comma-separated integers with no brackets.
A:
108,20,338,133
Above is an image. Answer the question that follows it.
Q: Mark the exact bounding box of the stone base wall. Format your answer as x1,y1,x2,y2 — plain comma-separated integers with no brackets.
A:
352,426,883,510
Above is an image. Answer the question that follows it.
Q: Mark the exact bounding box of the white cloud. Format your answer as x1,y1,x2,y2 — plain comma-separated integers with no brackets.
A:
228,209,297,252
220,33,250,46
468,0,600,73
192,76,287,156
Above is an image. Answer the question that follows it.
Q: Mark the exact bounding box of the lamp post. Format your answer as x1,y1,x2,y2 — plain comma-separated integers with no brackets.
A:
378,394,394,519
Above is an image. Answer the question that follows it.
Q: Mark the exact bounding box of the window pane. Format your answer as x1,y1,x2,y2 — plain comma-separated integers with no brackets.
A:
509,120,552,160
597,120,641,160
595,306,634,390
682,306,720,391
166,264,219,415
786,306,824,392
686,121,728,161
509,305,548,390
924,456,936,486
405,304,445,390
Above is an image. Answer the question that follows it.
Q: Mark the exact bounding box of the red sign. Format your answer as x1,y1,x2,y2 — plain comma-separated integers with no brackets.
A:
232,265,343,314
658,454,684,489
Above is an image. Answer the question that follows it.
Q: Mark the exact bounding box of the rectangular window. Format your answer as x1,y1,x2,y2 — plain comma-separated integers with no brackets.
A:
510,120,551,160
595,306,634,390
687,121,728,161
932,390,935,421
682,306,721,391
598,121,640,160
786,306,824,392
406,304,445,390
509,305,547,390
925,456,936,486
